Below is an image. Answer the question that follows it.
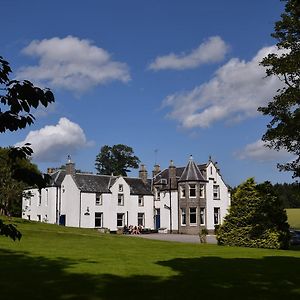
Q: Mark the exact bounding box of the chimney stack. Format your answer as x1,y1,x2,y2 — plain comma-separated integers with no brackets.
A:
66,155,75,176
168,160,177,189
152,164,161,178
139,164,148,184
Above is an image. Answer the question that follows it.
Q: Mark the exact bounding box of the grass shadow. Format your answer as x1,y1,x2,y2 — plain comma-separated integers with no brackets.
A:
0,249,300,299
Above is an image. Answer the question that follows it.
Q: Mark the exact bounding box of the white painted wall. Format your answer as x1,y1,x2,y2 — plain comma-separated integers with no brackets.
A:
205,162,231,230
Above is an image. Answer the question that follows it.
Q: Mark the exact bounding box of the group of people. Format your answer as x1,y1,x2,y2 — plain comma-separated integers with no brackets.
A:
123,225,143,235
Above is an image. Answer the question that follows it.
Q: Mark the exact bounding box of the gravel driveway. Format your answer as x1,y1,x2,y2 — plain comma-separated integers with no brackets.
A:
131,233,217,244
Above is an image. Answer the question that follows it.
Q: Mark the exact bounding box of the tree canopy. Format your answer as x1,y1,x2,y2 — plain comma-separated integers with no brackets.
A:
259,0,300,178
95,144,140,176
0,56,54,240
217,178,290,249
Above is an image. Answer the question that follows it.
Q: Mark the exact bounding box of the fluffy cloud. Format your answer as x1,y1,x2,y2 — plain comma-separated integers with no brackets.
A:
236,139,292,162
149,36,229,70
162,46,284,128
16,118,91,162
17,36,130,92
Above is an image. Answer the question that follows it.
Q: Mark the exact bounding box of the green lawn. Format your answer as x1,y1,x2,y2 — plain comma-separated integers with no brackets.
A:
0,218,300,300
286,208,300,229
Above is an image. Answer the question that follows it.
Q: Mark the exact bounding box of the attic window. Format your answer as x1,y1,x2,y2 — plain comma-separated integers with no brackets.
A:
118,194,124,206
119,184,123,192
96,193,102,205
138,196,144,206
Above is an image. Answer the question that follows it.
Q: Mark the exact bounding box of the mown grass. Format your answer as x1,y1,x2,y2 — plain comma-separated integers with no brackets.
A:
286,208,300,229
0,217,300,300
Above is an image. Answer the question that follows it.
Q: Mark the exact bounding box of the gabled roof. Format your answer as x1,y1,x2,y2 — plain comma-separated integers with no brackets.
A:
48,169,66,187
178,157,207,182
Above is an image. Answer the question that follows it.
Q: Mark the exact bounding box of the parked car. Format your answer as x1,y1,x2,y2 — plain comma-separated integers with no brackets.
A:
290,229,300,245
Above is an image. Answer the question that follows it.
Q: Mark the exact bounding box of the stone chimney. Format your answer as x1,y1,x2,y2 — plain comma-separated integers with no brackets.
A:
168,160,177,189
152,164,161,178
139,164,148,184
66,155,75,176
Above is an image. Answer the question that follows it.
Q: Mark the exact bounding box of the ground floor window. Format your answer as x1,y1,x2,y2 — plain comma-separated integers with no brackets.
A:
200,208,205,225
181,208,186,225
117,213,125,227
37,214,41,221
137,213,145,226
95,212,103,227
214,207,220,225
189,207,197,225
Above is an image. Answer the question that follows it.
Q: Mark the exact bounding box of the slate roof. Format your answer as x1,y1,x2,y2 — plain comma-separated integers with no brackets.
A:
178,158,207,182
48,169,66,187
74,174,115,193
153,160,207,190
124,177,153,195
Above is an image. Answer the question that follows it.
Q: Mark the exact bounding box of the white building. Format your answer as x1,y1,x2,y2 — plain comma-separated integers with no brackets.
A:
22,156,230,234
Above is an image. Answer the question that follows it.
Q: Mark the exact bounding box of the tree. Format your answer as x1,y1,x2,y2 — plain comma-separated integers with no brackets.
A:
0,56,54,240
95,144,140,176
217,178,290,249
259,0,300,178
0,147,41,217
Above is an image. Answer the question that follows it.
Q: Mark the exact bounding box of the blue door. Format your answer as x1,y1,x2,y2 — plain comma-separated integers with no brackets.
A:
155,209,160,229
59,215,66,226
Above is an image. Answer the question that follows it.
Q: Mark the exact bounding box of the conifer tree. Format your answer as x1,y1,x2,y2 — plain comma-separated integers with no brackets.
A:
217,178,290,249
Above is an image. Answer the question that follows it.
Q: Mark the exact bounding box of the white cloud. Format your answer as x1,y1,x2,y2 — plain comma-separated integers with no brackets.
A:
162,46,284,128
236,139,293,162
149,36,229,71
16,118,92,162
17,36,130,92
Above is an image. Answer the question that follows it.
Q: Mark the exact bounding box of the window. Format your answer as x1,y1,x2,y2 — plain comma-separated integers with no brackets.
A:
189,208,197,225
189,184,196,198
200,208,205,225
138,196,144,206
181,208,186,225
210,166,213,175
137,213,145,226
180,185,186,198
44,214,48,222
200,185,205,198
38,192,42,206
117,213,125,227
119,184,123,192
214,207,220,225
95,212,103,227
118,194,124,206
213,185,220,199
96,193,102,205
27,215,31,220
37,214,41,222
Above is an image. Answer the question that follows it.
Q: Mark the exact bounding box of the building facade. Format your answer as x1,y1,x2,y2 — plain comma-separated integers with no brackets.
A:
22,156,230,234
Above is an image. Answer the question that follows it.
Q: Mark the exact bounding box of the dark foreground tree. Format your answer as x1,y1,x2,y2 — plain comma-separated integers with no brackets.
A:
95,144,140,176
259,0,300,178
0,56,54,240
217,178,290,249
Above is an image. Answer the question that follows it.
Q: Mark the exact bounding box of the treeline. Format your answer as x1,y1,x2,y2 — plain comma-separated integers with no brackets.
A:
272,183,300,208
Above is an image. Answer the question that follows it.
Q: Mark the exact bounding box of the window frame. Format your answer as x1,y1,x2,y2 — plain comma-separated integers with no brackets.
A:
138,195,144,207
189,184,196,198
214,207,220,225
200,207,205,225
95,212,103,228
118,194,124,206
181,208,186,226
137,212,145,227
189,207,197,225
118,184,123,192
180,185,186,198
95,193,102,206
117,213,125,227
213,185,220,199
199,184,205,198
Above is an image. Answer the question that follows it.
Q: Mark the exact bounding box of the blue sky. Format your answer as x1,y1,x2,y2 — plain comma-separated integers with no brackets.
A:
1,0,294,186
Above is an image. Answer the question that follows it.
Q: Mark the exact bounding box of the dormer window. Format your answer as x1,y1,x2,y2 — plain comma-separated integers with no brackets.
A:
189,184,196,198
119,184,123,192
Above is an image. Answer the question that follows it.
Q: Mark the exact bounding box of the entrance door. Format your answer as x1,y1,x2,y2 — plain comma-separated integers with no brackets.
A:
154,209,160,229
59,214,66,226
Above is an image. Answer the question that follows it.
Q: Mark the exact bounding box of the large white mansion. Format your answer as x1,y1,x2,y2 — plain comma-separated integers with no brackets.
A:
22,156,231,234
